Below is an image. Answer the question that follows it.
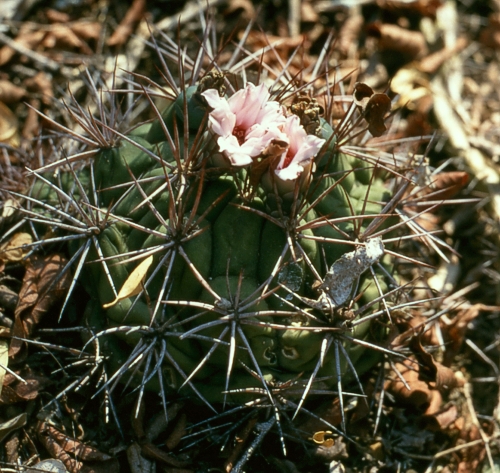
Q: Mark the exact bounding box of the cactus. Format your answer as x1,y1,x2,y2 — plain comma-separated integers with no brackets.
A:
9,26,448,465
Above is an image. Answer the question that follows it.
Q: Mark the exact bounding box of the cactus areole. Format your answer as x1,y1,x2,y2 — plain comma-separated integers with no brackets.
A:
28,71,398,412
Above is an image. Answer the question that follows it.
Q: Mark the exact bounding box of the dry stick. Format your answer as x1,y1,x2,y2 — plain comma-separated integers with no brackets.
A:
433,436,498,459
463,382,495,471
288,0,301,38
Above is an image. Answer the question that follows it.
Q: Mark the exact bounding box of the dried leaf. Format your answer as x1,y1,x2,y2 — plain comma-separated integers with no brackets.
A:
0,412,27,444
103,255,153,309
1,198,19,218
410,334,461,391
26,459,68,473
421,403,458,431
0,232,32,263
107,0,146,47
428,171,469,201
127,443,155,473
386,358,433,409
42,24,92,55
443,305,482,364
0,27,45,66
38,422,119,473
45,9,71,23
140,442,191,468
0,100,20,146
24,72,54,105
367,22,428,59
0,80,26,103
0,283,18,311
69,22,102,43
10,254,71,361
0,372,47,404
353,83,391,137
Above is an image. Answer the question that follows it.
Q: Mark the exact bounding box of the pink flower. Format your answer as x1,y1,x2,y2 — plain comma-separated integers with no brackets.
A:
202,83,285,167
274,115,325,181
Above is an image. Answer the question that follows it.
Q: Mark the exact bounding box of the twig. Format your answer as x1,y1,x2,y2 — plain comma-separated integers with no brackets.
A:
288,0,301,37
463,382,495,471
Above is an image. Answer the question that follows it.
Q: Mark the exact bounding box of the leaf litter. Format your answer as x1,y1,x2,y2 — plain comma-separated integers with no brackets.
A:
0,1,500,472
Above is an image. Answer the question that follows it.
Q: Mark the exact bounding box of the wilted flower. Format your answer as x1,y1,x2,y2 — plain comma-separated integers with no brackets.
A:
202,83,285,167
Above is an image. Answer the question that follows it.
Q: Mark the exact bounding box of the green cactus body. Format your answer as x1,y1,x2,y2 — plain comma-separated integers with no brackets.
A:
25,74,402,411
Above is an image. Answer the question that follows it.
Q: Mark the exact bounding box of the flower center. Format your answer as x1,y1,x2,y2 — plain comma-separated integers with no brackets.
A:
282,150,293,169
233,126,246,145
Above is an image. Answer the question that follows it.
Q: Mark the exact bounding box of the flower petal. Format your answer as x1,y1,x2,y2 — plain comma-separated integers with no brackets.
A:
275,116,326,180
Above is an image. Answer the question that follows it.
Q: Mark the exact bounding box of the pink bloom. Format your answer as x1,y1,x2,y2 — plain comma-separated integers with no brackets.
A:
274,115,325,181
202,83,285,167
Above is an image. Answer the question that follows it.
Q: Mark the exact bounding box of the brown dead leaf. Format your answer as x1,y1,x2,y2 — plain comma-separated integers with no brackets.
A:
0,101,20,147
5,431,20,463
353,82,391,137
386,325,461,411
0,370,49,404
421,403,458,431
367,22,429,59
69,22,102,43
107,0,146,47
410,333,461,391
140,443,191,469
24,72,54,105
386,358,433,409
9,254,71,362
42,24,93,55
45,9,71,23
165,412,187,451
38,421,119,473
223,0,256,25
0,25,45,67
429,171,469,200
443,305,482,365
0,80,26,104
411,171,469,211
0,284,18,312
